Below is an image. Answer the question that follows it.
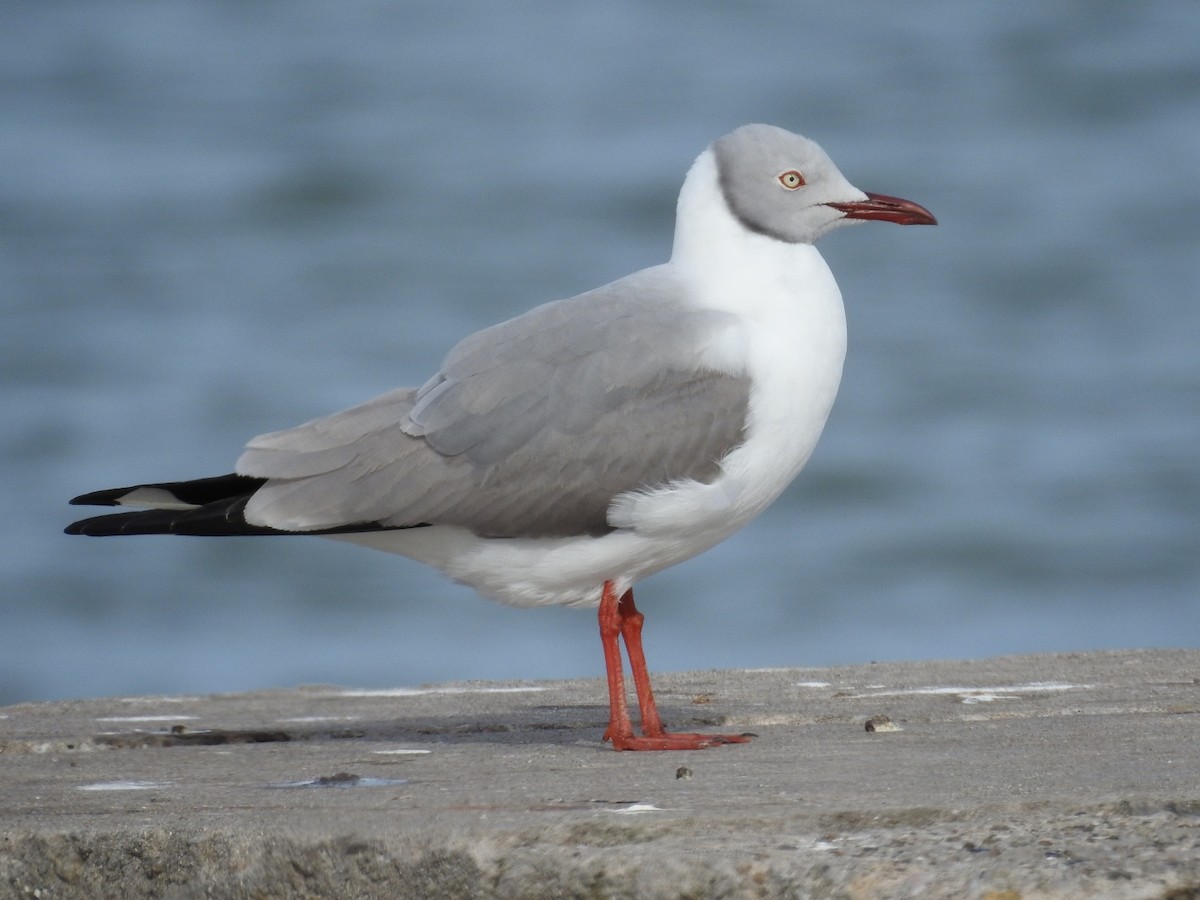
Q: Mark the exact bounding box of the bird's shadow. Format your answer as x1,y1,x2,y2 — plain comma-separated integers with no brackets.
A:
88,702,734,752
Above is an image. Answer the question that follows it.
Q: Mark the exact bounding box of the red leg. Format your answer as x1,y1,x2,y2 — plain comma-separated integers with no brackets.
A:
615,588,666,736
598,580,636,746
598,581,753,751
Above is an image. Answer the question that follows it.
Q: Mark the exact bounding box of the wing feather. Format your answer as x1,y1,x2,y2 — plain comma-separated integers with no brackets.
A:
237,268,750,537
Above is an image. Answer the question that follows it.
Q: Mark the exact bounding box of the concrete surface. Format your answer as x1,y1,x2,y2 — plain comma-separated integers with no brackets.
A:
1,649,1198,899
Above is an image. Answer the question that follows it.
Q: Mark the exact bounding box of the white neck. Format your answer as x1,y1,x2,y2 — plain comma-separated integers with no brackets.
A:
665,147,848,518
670,149,843,322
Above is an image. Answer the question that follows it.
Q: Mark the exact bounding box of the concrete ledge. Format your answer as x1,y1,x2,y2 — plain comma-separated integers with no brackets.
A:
2,649,1198,898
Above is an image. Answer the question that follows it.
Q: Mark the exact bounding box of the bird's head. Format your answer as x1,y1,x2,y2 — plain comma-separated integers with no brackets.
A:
711,124,937,245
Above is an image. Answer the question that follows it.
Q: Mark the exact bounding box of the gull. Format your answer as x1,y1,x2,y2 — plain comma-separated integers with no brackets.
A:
67,124,935,751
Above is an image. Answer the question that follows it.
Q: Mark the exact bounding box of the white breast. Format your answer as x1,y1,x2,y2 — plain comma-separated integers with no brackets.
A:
334,149,847,609
610,143,847,529
609,214,847,540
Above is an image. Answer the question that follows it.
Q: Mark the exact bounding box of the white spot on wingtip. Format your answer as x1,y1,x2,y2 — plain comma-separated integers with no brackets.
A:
611,803,662,814
118,487,200,510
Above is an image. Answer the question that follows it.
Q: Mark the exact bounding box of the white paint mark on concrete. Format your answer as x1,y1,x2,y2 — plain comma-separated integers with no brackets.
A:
373,748,433,755
78,781,169,792
848,682,1087,703
334,685,547,697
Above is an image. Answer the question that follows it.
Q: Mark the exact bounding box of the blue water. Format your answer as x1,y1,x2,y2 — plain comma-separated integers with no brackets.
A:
3,3,1198,705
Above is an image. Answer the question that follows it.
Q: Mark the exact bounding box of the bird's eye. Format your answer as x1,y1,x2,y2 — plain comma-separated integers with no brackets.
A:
777,170,805,190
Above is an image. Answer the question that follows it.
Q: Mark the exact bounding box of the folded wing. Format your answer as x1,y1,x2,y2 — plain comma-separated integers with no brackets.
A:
239,268,751,538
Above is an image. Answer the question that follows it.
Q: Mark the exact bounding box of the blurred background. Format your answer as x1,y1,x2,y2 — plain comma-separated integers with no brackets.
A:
3,3,1198,705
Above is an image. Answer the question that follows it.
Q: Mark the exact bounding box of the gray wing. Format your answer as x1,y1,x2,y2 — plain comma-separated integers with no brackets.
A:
236,266,750,538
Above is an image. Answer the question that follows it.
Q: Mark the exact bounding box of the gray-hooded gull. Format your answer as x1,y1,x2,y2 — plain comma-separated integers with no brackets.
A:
67,124,936,751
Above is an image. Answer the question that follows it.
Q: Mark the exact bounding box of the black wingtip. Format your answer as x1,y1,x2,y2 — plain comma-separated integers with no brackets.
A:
64,516,110,536
63,516,125,536
64,510,164,536
64,472,404,538
68,488,125,507
64,501,401,538
68,474,264,509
